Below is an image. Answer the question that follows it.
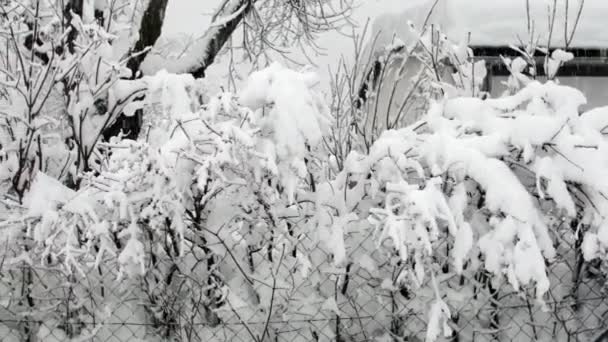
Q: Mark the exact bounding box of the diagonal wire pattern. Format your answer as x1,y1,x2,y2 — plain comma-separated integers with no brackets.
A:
0,226,606,342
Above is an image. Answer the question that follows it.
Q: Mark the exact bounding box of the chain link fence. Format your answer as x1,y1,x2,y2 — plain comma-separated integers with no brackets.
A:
0,219,606,342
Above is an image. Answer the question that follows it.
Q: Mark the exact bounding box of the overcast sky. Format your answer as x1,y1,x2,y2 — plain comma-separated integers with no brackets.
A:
163,0,608,50
163,0,218,36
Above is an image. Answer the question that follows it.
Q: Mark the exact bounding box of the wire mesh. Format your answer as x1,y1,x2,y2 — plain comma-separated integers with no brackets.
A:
0,222,606,342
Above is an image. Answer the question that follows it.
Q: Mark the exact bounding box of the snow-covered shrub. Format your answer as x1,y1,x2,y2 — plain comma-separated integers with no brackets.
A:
0,0,148,196
318,76,608,340
2,56,336,339
332,23,488,163
318,25,608,338
2,4,608,339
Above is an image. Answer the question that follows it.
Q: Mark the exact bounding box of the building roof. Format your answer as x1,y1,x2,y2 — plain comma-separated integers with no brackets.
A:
473,46,608,77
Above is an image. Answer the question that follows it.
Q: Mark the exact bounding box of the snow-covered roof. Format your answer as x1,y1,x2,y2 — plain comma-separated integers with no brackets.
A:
373,0,608,50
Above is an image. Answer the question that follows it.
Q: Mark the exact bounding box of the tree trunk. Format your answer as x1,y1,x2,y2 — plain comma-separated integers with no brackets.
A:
127,0,170,77
104,0,169,141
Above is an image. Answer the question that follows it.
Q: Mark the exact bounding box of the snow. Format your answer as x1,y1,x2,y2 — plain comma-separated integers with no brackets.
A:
239,62,331,203
534,156,577,216
5,2,608,340
552,49,575,63
23,172,76,216
426,297,452,342
357,253,378,274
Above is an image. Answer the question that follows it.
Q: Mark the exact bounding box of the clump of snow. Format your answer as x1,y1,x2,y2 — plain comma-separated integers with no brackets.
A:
239,62,331,203
552,49,575,63
547,49,576,79
239,62,331,157
426,297,452,342
23,172,75,216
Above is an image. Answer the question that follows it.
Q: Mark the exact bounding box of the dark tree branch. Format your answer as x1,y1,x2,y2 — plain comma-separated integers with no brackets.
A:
126,0,170,78
354,59,382,110
189,0,257,78
65,0,83,54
